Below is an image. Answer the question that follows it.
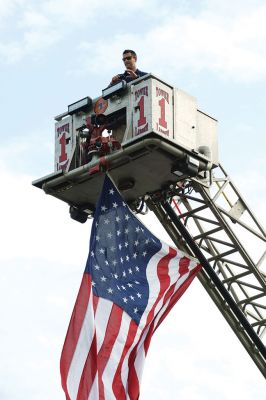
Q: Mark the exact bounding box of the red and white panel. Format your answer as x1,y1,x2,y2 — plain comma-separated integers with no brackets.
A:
55,116,74,171
132,80,152,137
152,80,173,138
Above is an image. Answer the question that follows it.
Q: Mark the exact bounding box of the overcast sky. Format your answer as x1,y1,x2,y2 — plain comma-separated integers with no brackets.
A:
0,0,266,399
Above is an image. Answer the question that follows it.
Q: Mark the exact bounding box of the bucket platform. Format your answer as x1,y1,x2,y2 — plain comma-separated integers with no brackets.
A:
33,74,218,219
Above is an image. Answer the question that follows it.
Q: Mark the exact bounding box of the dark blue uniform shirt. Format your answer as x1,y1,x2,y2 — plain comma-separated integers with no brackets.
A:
118,69,148,83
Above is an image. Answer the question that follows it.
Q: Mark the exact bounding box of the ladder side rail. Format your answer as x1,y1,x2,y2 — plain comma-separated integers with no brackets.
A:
218,164,266,238
216,206,266,241
257,251,266,271
208,166,265,239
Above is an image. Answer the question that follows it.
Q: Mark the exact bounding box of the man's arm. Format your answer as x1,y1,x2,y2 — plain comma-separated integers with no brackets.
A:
109,69,146,86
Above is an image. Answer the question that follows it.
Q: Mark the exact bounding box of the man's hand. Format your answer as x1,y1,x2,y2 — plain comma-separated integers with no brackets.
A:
125,69,138,79
111,75,121,84
110,69,137,86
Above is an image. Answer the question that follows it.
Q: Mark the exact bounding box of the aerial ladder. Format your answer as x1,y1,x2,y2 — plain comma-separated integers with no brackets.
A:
33,74,266,378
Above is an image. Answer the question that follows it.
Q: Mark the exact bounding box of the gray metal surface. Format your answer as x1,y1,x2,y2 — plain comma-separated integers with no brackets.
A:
32,133,211,209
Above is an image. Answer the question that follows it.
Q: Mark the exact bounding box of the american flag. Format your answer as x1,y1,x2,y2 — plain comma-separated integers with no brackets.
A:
60,175,201,400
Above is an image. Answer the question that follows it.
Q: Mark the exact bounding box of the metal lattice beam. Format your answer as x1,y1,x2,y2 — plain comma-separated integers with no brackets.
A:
147,164,266,378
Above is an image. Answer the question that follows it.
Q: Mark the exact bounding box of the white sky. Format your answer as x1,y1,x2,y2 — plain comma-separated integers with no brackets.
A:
0,0,266,399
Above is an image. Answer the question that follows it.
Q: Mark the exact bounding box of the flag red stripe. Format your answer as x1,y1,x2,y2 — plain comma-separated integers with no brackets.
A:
127,253,199,398
144,280,177,356
127,267,201,398
127,353,140,400
141,246,177,356
112,319,139,400
178,256,191,275
76,331,98,400
142,265,201,363
76,291,99,400
145,246,177,327
127,246,177,399
75,294,99,400
97,303,124,400
154,264,202,333
151,257,195,337
93,294,99,315
60,273,91,398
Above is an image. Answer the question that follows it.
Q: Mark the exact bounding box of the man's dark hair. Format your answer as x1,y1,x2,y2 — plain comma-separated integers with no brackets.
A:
123,49,137,57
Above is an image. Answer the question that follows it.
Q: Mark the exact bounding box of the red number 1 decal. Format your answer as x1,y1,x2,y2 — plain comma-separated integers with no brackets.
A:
137,96,147,127
158,98,167,128
59,133,67,163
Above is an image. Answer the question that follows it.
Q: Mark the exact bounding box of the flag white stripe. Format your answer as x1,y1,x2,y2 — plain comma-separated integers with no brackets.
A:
88,298,114,398
133,266,199,383
101,310,132,399
131,330,147,390
120,325,143,395
130,243,172,388
88,371,99,400
138,243,169,329
152,271,191,333
132,253,199,387
167,253,182,283
122,243,169,394
112,248,199,397
95,298,113,352
188,259,198,271
148,251,186,327
67,292,95,400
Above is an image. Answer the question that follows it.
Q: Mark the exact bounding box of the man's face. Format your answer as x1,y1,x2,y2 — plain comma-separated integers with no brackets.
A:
122,52,137,70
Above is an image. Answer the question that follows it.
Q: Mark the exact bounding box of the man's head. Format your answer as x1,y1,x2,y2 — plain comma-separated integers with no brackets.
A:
122,49,137,71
